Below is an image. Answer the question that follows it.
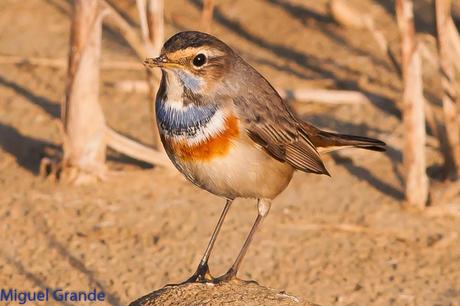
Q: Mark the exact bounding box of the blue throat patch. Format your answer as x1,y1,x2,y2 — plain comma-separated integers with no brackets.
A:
156,98,218,137
175,70,203,92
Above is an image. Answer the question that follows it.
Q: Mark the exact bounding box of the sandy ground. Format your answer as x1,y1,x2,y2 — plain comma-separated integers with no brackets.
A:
1,0,459,305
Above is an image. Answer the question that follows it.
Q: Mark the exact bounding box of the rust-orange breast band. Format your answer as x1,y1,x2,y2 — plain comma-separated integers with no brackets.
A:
166,115,240,162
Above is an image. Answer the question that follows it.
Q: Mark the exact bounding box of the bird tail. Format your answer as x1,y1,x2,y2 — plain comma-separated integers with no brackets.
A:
310,130,386,154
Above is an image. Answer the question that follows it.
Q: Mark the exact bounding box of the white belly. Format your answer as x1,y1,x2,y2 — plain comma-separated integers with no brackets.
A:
174,136,294,200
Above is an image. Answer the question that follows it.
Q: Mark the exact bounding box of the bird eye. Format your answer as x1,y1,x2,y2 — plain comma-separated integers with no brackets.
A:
192,53,206,67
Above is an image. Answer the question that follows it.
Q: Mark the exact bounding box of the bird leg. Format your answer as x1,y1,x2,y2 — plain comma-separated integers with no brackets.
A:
214,199,271,283
185,198,233,283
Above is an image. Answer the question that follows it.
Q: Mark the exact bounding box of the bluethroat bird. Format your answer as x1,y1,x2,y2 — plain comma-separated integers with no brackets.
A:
144,31,385,283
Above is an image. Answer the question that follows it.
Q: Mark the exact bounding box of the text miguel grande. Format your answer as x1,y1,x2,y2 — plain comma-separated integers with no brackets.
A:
0,288,105,304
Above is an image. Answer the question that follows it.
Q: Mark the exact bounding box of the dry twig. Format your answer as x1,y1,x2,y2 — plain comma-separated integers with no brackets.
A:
109,80,372,105
0,54,142,70
201,0,215,33
277,88,371,105
435,0,460,179
329,0,400,76
396,0,429,208
142,0,164,148
100,0,146,59
61,0,108,184
105,127,173,169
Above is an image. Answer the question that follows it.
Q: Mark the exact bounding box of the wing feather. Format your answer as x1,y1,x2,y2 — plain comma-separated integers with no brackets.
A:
231,59,329,175
246,117,329,175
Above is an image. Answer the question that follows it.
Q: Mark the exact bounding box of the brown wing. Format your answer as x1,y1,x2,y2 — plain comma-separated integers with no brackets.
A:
230,56,384,171
247,121,329,175
232,76,329,175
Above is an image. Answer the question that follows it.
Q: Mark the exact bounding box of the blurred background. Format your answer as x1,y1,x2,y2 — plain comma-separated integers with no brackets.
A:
1,0,460,305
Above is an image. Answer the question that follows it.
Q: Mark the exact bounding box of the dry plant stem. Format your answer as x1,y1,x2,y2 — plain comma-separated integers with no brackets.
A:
329,0,367,29
277,88,370,105
418,42,442,142
201,0,215,33
111,81,371,105
145,0,164,149
102,0,164,148
108,80,151,92
147,0,164,55
136,0,151,52
137,0,156,145
105,127,173,169
329,0,450,146
62,0,107,184
137,0,163,149
0,55,143,70
424,98,442,141
435,0,460,179
445,13,460,72
396,0,429,208
101,0,146,59
364,21,401,76
329,0,400,76
419,42,439,68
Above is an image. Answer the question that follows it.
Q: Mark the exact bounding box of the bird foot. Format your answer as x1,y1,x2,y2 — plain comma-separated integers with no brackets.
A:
185,262,214,283
212,268,261,286
212,268,238,284
165,262,213,287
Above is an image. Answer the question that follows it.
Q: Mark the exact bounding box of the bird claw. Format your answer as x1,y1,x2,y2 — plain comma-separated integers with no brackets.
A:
212,268,237,284
185,262,214,283
212,268,260,286
165,262,213,287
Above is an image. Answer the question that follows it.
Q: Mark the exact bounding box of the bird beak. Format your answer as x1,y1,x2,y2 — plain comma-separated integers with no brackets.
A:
144,55,178,69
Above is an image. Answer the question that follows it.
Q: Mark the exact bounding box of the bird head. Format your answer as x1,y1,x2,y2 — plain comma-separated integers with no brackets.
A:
144,31,236,94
